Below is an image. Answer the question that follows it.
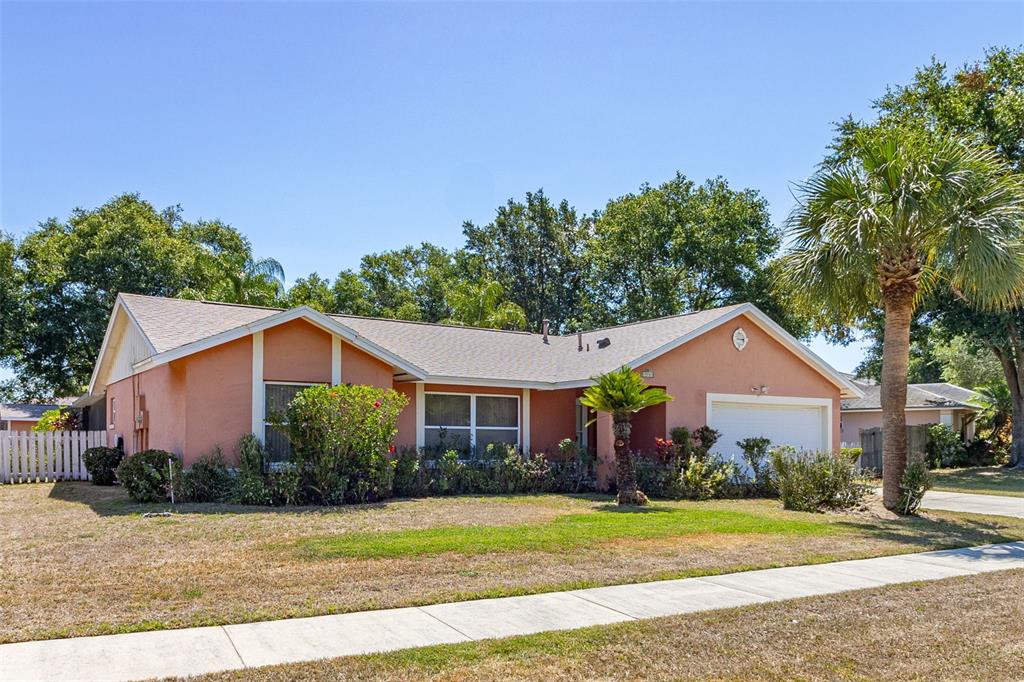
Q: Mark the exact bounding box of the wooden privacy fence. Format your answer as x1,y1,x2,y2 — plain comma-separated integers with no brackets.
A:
0,430,107,483
858,425,930,473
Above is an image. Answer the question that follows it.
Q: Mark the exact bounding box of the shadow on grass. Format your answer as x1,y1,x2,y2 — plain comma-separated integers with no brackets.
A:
832,512,1021,552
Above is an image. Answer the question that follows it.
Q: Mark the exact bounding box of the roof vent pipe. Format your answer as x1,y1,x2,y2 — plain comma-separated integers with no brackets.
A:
577,332,583,352
542,319,550,344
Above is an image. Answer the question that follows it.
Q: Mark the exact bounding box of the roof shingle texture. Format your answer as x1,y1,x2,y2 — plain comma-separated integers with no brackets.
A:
841,382,979,410
119,294,744,384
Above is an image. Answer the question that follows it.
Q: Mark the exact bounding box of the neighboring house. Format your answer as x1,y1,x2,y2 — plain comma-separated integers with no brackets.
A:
0,400,72,431
840,376,981,447
76,294,862,486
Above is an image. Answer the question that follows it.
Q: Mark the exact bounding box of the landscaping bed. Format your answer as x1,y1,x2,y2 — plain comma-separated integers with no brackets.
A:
189,569,1024,682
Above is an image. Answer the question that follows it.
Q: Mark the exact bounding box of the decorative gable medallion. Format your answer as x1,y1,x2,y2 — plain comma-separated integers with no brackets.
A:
732,327,748,351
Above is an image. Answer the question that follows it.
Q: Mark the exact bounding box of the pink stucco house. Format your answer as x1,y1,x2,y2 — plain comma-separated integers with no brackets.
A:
840,377,981,447
76,294,862,487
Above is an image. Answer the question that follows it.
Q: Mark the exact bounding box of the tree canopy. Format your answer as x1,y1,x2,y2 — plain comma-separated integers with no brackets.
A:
5,176,811,400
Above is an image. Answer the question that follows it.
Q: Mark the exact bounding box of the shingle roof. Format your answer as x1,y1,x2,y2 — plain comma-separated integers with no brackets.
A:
841,382,980,411
118,294,747,385
0,402,67,420
333,305,747,384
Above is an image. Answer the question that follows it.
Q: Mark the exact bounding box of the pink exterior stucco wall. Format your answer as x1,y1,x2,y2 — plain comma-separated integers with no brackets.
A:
137,362,186,455
264,319,332,383
6,420,38,431
343,343,394,388
106,376,135,453
642,314,842,449
840,409,960,446
530,388,579,454
185,336,253,464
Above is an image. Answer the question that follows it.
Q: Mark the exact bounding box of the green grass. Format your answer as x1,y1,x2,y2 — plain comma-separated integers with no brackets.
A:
931,466,1024,498
295,504,837,559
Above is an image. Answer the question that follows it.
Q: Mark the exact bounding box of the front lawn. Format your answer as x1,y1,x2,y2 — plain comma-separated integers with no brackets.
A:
4,481,1024,644
931,466,1024,498
191,569,1024,682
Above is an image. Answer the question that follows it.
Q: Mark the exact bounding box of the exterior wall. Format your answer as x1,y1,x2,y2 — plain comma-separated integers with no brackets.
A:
630,398,667,453
184,336,253,464
840,408,978,446
103,323,406,466
106,376,135,452
7,420,37,431
641,314,842,451
394,382,417,450
343,342,394,388
529,388,579,454
264,319,332,383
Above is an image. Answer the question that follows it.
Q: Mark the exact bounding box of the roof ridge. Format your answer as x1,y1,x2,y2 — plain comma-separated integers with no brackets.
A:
122,293,746,338
575,303,746,334
330,312,543,336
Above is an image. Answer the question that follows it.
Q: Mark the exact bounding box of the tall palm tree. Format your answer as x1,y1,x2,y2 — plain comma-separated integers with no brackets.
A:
444,279,528,330
784,132,1024,510
580,366,673,505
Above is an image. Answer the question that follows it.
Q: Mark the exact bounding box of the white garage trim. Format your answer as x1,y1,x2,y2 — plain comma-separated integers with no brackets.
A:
705,393,832,453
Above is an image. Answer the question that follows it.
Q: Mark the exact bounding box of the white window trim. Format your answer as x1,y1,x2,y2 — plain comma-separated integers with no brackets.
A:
423,391,521,450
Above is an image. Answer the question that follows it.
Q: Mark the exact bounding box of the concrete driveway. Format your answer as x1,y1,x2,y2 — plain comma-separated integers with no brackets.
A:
922,489,1024,519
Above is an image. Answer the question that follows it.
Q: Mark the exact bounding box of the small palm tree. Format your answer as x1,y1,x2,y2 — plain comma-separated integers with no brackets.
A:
784,132,1024,510
580,366,673,505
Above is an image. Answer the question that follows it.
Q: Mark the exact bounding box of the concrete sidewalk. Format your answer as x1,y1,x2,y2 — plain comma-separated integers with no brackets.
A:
922,489,1024,518
2,541,1023,682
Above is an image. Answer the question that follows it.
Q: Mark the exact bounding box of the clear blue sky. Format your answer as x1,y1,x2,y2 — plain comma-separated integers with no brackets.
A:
2,1,1021,378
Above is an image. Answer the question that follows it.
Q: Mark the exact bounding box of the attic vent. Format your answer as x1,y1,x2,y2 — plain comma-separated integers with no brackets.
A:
596,337,611,349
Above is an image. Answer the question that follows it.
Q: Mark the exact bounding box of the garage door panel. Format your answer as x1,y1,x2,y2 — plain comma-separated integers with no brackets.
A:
708,398,828,471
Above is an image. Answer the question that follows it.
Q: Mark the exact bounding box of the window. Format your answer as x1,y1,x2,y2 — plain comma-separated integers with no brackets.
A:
109,397,117,429
264,382,317,463
424,392,519,455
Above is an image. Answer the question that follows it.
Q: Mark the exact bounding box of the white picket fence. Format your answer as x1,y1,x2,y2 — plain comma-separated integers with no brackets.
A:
0,430,108,483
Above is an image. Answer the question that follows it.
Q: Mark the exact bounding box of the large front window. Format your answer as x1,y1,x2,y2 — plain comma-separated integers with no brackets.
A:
264,382,317,463
424,392,519,455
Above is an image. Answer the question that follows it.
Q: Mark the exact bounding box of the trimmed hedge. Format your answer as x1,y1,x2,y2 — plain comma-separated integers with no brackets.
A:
82,446,124,486
116,449,180,503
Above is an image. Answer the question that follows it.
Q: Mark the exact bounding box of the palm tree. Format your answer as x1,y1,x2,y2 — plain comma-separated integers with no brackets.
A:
580,366,673,505
444,279,528,330
784,132,1024,510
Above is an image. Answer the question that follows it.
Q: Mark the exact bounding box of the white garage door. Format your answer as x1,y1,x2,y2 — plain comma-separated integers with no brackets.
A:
707,395,830,469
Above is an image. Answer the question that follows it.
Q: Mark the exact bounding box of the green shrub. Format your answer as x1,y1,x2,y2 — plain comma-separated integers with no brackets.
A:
433,450,464,495
925,424,967,468
680,454,736,501
281,384,408,504
393,447,430,497
267,465,302,506
897,459,932,515
230,434,272,505
839,447,862,464
82,446,124,486
769,447,867,512
116,449,181,503
738,437,774,496
181,449,233,503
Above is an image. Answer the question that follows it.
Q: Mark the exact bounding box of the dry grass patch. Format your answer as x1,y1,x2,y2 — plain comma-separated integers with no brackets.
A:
3,481,1023,644
931,466,1024,498
193,570,1024,682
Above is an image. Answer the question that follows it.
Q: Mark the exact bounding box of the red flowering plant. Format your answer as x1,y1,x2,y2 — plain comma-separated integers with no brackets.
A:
653,437,675,462
277,384,409,504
